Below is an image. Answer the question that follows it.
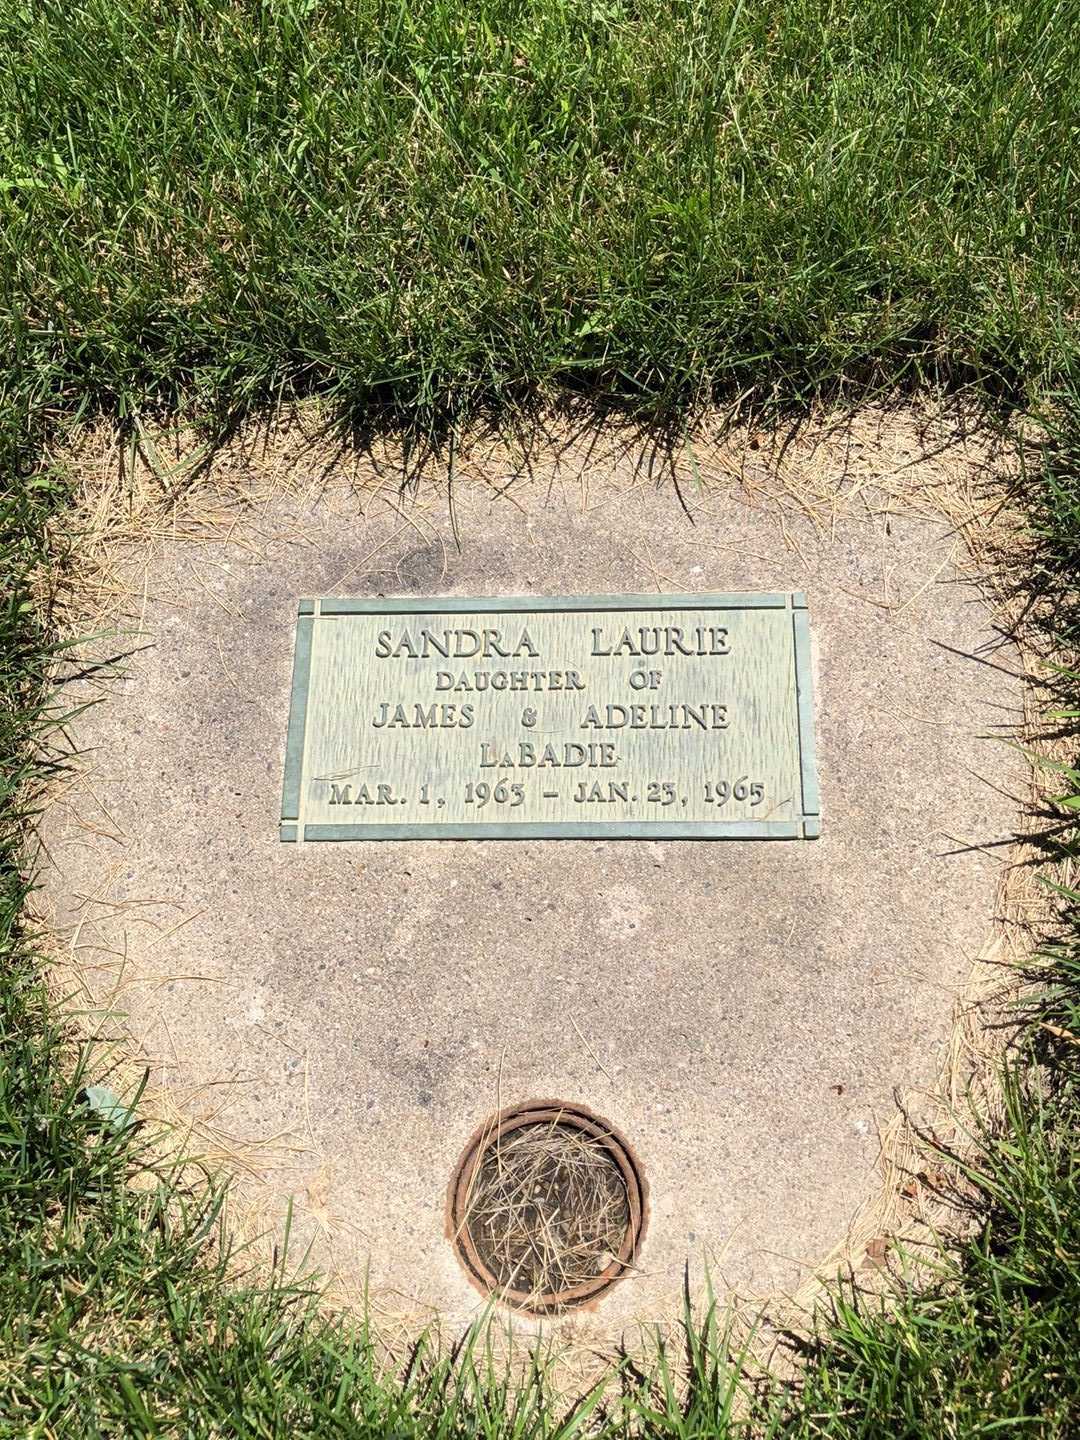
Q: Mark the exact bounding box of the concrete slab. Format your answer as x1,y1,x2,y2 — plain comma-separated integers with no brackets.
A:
38,415,1024,1345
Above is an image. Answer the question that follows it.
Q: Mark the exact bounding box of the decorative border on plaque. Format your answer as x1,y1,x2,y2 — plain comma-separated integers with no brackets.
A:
279,593,820,842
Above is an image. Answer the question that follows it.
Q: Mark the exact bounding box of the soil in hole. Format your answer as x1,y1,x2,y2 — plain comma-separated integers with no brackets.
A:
466,1120,631,1299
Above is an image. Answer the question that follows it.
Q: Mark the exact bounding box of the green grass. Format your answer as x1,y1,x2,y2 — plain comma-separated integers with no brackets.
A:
2,0,1080,1434
3,0,1080,437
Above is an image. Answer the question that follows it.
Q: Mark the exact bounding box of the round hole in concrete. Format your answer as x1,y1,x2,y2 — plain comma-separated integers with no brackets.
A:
447,1099,647,1314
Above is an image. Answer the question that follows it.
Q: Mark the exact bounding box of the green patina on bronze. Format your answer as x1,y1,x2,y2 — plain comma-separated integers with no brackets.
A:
280,593,819,841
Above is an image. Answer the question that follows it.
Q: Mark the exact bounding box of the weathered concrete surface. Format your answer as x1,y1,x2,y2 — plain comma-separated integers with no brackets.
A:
38,420,1023,1343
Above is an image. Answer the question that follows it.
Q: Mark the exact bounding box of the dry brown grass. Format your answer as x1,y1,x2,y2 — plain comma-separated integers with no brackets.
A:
464,1119,631,1304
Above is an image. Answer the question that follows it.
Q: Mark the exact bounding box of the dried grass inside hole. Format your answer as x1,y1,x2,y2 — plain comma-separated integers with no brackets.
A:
463,1119,632,1303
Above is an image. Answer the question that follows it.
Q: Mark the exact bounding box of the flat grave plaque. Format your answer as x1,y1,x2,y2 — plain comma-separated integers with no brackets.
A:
279,594,819,841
